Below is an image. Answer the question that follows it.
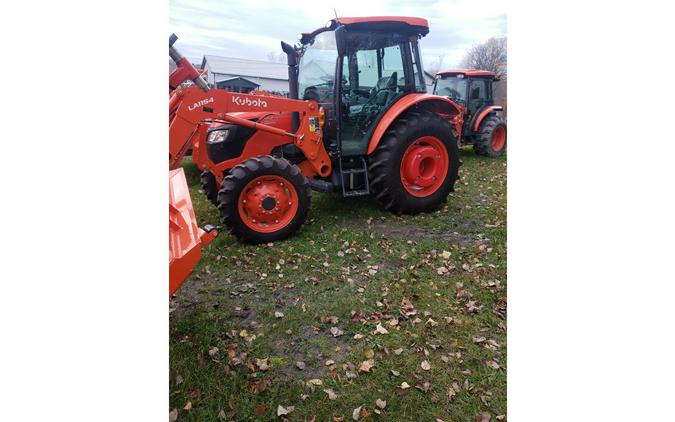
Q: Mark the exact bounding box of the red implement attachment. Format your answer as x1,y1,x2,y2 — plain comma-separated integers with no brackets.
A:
169,168,218,296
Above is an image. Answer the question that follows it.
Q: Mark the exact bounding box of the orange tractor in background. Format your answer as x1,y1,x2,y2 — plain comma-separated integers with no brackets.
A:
433,69,506,157
170,16,464,246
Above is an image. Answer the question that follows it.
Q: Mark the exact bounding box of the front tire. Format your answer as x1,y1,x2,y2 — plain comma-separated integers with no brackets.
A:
368,110,460,214
217,156,311,244
473,115,507,157
200,171,219,206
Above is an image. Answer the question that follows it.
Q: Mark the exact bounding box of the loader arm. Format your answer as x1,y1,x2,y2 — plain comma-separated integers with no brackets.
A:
169,88,332,178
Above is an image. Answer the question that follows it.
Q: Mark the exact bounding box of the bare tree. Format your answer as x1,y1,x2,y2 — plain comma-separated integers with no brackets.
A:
426,55,446,75
266,51,287,64
460,37,507,76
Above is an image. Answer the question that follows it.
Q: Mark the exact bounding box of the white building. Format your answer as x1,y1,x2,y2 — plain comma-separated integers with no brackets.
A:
200,55,289,94
198,54,436,95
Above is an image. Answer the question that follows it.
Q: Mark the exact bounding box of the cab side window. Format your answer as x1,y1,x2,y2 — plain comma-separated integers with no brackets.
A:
468,79,488,114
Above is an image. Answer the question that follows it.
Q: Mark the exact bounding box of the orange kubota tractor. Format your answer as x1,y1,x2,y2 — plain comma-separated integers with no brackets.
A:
433,69,506,157
170,17,464,244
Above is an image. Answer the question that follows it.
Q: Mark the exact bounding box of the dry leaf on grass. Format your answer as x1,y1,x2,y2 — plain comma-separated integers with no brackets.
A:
330,327,344,337
375,399,386,409
274,311,284,318
277,405,295,416
208,346,219,357
183,401,192,410
296,361,306,370
476,411,491,422
421,360,431,370
256,358,269,371
363,348,374,359
358,359,374,372
324,389,338,400
374,323,389,335
169,408,178,422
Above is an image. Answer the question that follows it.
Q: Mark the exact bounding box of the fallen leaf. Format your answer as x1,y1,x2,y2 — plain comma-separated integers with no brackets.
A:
330,326,344,337
363,348,374,359
496,415,506,420
476,411,491,422
390,369,400,376
208,346,219,357
183,401,192,410
296,361,306,370
325,359,335,367
440,250,452,259
274,311,284,318
447,385,456,400
375,398,386,409
415,380,431,392
352,406,363,420
175,374,184,386
169,408,178,422
256,358,269,371
486,360,501,370
374,323,389,335
324,388,338,400
400,297,417,317
393,348,403,355
400,381,411,389
308,378,323,386
358,359,374,372
421,360,431,371
473,336,487,343
239,329,248,338
277,405,295,416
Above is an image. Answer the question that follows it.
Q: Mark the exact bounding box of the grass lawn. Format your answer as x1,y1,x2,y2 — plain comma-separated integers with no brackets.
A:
170,149,506,421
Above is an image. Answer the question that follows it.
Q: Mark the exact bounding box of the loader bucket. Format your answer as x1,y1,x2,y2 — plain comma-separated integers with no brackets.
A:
169,168,217,296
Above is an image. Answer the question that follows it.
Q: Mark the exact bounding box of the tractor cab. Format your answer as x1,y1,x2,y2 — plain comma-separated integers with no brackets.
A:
294,17,429,157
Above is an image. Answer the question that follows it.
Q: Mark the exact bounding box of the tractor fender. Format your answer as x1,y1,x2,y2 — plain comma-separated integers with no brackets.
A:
471,105,503,132
366,94,461,155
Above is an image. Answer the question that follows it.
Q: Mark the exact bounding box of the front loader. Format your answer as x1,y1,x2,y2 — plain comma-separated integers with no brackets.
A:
170,17,464,244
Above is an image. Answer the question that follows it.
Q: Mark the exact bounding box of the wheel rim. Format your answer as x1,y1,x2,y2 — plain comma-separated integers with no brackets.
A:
400,136,449,197
237,175,299,233
491,126,506,151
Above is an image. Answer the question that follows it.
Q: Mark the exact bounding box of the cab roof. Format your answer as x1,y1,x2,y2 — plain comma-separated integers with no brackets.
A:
301,16,429,44
436,69,497,78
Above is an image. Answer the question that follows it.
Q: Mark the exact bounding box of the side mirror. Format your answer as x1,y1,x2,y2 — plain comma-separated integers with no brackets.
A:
335,25,347,56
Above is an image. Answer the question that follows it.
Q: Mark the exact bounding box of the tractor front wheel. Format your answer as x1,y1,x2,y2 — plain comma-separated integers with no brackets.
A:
200,171,219,206
217,156,311,244
473,115,507,157
368,110,460,214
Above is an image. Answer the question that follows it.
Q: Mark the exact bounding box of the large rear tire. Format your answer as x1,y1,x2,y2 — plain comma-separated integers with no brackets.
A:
217,156,311,244
473,115,507,157
368,110,460,214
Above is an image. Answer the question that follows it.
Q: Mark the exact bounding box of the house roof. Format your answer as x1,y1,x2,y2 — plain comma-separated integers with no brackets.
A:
216,77,260,88
202,55,288,80
436,69,497,78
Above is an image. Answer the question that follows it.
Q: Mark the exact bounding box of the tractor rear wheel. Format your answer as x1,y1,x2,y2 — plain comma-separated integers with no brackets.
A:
200,171,219,206
217,156,311,244
368,110,460,214
473,115,507,157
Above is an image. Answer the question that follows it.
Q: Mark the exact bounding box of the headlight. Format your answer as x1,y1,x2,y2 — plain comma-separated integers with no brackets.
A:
207,129,229,144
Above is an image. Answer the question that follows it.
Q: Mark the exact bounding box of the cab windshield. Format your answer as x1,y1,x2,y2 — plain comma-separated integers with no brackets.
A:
435,76,467,103
298,31,337,106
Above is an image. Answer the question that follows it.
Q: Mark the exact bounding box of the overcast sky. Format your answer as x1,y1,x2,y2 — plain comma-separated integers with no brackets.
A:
169,0,506,71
